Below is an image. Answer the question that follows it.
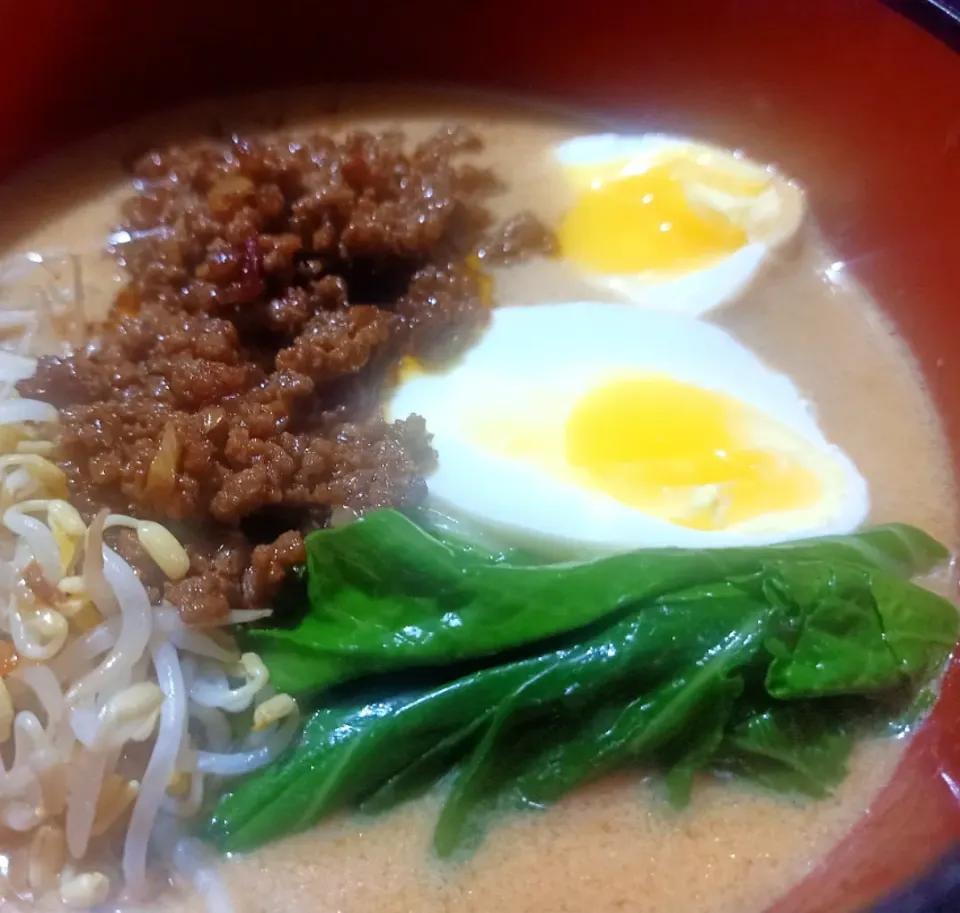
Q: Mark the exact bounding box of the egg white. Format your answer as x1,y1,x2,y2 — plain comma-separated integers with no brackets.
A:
554,134,806,317
386,302,869,557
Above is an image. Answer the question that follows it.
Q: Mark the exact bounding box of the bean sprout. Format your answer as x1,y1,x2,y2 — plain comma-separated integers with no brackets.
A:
123,640,186,897
196,711,300,776
0,368,287,913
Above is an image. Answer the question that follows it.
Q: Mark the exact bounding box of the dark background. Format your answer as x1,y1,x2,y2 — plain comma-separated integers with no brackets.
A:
872,849,960,912
888,0,960,46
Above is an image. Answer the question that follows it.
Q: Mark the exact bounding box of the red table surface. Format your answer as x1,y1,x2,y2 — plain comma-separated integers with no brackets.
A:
0,1,958,910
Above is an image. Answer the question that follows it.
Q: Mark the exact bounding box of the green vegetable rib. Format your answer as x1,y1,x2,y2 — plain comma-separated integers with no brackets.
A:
244,510,949,694
207,515,958,856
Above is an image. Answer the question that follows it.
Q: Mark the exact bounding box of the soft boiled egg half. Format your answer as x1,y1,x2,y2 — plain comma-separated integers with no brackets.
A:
387,302,868,556
554,134,805,316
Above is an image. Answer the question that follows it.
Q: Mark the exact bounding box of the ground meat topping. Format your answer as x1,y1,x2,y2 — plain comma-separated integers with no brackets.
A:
242,531,306,612
275,306,394,382
19,126,556,619
477,210,559,264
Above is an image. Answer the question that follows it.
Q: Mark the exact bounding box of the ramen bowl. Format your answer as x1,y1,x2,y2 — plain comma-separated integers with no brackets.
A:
0,2,957,911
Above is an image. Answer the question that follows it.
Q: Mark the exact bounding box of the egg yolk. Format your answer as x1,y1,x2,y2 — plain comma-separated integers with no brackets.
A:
564,376,821,529
558,158,751,274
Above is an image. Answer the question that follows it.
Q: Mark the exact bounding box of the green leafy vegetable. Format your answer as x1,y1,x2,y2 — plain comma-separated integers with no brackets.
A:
244,510,950,694
210,519,958,856
716,704,857,798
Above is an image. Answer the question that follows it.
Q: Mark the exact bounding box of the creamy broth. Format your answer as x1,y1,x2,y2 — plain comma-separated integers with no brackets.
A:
159,742,904,913
0,88,954,913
